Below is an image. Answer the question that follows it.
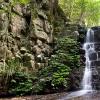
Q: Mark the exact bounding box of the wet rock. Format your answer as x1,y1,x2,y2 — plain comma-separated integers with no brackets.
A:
0,46,7,60
92,26,100,42
33,18,44,30
37,10,47,20
23,53,34,61
35,63,45,69
91,61,100,66
42,0,50,10
36,31,49,41
15,54,21,61
30,60,36,70
33,45,42,55
22,4,31,16
24,60,35,69
94,43,100,51
6,49,13,59
20,47,27,54
37,39,43,46
42,44,52,56
11,45,19,55
89,52,97,61
10,14,26,35
80,48,85,54
98,52,100,59
36,53,44,62
0,11,8,32
44,20,53,34
12,4,23,16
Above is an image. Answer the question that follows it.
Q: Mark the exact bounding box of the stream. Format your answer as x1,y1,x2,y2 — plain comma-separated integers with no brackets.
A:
58,90,99,100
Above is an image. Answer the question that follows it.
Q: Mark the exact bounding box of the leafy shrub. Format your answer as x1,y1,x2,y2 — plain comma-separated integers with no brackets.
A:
33,36,80,93
0,59,34,96
0,36,80,95
0,59,23,94
9,71,33,95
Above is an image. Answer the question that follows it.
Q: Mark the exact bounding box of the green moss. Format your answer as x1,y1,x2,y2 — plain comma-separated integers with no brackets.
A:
12,0,30,5
0,9,5,13
19,0,30,4
11,12,18,17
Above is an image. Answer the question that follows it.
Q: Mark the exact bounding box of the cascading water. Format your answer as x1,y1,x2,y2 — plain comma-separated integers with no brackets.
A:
59,28,99,100
82,28,95,91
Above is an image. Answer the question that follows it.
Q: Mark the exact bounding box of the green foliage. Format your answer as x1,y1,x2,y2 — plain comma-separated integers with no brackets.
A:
59,0,100,26
9,71,33,95
33,36,80,93
56,36,80,68
0,59,23,94
0,59,34,96
0,37,80,95
12,0,30,5
0,59,21,77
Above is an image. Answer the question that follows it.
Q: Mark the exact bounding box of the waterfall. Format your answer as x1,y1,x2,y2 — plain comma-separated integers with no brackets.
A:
59,28,99,100
58,29,96,100
82,29,95,90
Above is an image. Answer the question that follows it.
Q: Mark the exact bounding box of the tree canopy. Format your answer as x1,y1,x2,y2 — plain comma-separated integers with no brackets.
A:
59,0,100,27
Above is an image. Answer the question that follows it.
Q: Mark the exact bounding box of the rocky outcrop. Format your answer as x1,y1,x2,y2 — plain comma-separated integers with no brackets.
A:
0,0,54,70
0,0,81,94
0,0,55,94
0,0,68,72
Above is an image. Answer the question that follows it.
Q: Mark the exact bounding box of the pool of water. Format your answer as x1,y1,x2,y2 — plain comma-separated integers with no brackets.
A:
58,90,100,100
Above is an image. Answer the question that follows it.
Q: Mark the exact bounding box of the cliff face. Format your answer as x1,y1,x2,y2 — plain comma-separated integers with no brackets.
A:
0,0,81,95
0,0,66,71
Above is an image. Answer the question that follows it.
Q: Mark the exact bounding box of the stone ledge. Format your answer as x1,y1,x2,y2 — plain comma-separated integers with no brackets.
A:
91,61,100,66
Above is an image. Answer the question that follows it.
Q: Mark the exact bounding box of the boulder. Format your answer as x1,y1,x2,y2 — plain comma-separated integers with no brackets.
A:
0,11,8,33
35,31,49,42
36,53,44,62
10,14,26,35
30,60,35,70
23,53,34,61
41,0,50,10
6,49,13,59
33,18,44,29
20,47,27,54
35,63,45,69
24,60,35,69
37,39,42,46
0,45,7,60
42,43,52,56
12,4,23,16
44,20,53,34
22,4,31,16
32,45,42,55
37,10,47,19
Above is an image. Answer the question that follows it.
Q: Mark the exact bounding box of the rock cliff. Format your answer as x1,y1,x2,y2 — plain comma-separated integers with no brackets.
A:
0,0,81,95
0,0,67,71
